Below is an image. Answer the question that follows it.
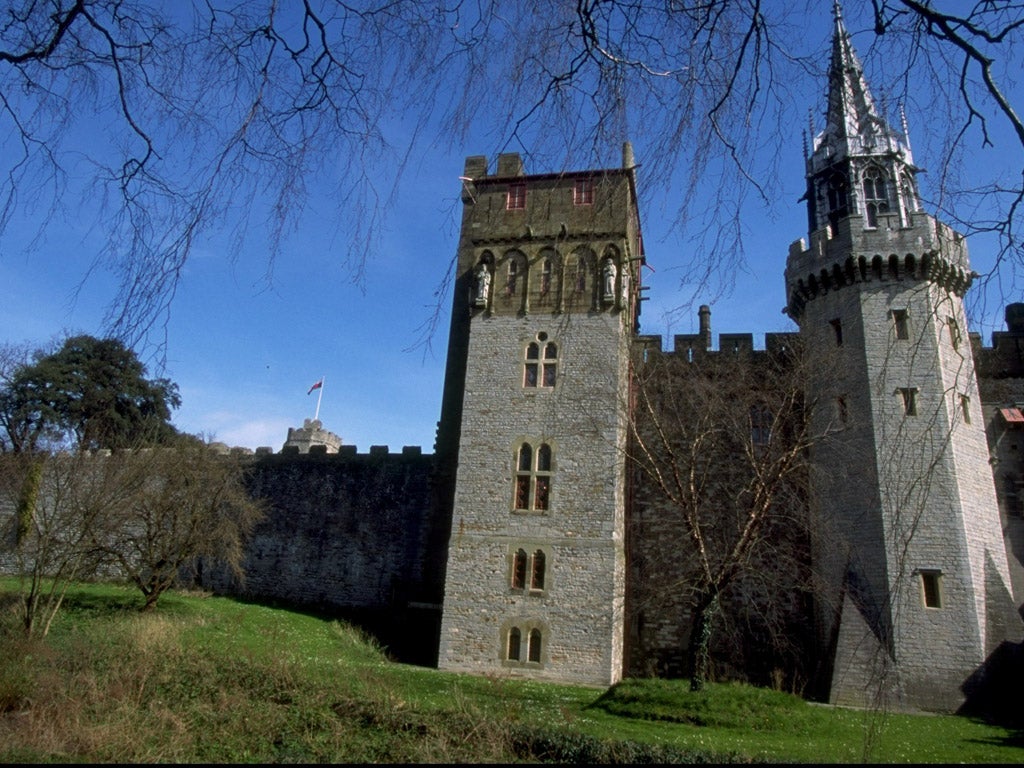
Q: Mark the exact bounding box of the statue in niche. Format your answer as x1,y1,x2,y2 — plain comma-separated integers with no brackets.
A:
474,261,491,307
602,257,617,304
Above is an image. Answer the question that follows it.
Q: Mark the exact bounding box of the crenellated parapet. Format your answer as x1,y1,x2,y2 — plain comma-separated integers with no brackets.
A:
784,213,974,322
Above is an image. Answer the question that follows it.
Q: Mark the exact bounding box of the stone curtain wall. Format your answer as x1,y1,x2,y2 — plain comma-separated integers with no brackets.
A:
197,446,445,665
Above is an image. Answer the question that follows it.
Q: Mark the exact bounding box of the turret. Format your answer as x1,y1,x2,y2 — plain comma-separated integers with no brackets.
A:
786,2,1019,713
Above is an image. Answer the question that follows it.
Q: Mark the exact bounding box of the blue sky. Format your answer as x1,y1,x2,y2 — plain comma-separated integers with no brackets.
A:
0,4,1017,453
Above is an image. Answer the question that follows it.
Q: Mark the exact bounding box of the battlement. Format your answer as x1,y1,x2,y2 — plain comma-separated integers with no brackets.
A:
635,305,799,360
785,212,974,321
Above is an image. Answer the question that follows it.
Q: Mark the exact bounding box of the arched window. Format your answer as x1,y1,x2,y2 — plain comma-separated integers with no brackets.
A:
512,548,528,590
523,337,557,388
528,629,542,662
900,171,918,223
507,259,519,295
540,258,552,295
523,343,540,387
513,442,554,511
507,628,522,661
863,167,889,227
826,172,848,235
530,550,546,590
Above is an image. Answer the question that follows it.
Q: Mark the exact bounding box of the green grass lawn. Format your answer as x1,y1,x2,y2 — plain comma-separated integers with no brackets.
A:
1,580,1022,763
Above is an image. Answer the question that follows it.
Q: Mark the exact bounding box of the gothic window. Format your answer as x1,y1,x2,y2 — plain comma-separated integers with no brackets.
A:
513,441,554,511
948,316,962,350
507,182,526,210
510,547,547,593
515,444,532,509
512,548,528,590
863,167,889,227
575,259,587,293
507,628,522,660
542,342,557,386
574,178,594,205
960,394,972,425
523,336,557,388
830,318,843,346
900,171,918,222
919,570,942,608
524,343,540,387
826,172,848,235
540,258,552,295
898,387,918,416
530,550,546,591
891,309,909,340
507,259,519,295
528,629,542,662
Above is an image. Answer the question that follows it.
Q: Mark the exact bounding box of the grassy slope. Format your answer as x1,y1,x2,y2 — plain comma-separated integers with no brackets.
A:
1,581,1022,763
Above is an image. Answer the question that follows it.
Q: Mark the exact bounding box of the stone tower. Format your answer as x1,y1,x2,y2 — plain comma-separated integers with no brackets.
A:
785,4,1019,711
436,147,643,685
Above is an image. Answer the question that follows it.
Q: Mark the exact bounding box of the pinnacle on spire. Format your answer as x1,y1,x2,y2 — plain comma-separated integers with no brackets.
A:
807,4,914,173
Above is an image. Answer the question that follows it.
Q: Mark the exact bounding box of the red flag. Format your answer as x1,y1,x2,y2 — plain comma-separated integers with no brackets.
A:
307,379,323,395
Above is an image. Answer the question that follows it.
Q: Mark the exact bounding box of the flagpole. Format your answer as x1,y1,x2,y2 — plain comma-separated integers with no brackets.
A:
314,376,325,421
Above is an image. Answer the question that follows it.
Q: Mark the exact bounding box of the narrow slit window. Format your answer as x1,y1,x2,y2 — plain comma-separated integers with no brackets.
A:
830,318,843,346
837,395,849,426
960,394,971,424
892,309,909,340
920,571,942,608
948,316,961,350
898,387,918,416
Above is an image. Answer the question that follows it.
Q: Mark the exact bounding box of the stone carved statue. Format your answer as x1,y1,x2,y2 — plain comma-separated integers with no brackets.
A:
602,257,617,304
474,261,491,307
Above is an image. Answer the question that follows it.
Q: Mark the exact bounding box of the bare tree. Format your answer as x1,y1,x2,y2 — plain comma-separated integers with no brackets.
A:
0,2,1022,342
89,439,265,611
627,335,821,691
0,449,128,637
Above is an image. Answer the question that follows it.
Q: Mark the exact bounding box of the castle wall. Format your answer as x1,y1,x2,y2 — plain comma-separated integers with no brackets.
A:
198,446,444,664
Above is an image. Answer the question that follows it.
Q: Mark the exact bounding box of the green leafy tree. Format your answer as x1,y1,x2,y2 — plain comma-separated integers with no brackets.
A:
0,335,180,453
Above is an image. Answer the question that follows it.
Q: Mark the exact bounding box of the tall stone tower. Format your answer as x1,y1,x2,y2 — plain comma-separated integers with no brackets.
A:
785,4,1019,711
436,147,643,685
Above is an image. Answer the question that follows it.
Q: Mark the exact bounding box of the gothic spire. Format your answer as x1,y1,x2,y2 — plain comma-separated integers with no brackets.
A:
808,1,914,175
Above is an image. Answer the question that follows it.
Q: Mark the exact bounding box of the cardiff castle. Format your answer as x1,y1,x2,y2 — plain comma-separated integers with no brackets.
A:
168,9,1024,713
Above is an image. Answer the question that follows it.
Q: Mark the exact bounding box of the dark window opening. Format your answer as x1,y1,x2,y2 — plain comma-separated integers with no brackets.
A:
892,309,909,340
899,387,918,416
920,571,942,608
528,629,542,662
830,318,843,346
512,549,527,590
507,628,522,660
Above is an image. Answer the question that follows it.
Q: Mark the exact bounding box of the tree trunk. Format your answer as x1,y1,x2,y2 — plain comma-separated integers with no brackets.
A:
688,591,720,692
15,458,43,547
